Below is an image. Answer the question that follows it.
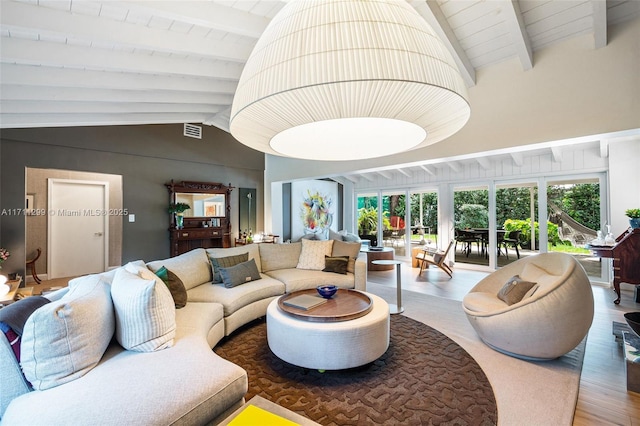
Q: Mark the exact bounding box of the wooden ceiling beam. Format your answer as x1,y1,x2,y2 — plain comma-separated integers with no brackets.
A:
1,38,244,79
412,0,476,87
114,0,272,39
377,170,393,179
1,84,233,105
1,64,238,94
0,112,213,129
510,152,524,167
1,1,253,62
419,165,436,176
591,0,608,48
502,0,534,71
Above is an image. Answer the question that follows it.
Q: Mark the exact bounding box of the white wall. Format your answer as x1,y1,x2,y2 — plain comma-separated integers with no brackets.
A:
609,139,640,237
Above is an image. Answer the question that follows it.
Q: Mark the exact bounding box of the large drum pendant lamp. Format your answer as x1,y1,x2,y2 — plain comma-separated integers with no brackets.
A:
230,0,470,161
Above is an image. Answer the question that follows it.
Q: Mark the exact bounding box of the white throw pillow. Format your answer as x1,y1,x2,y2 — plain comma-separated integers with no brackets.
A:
20,275,115,390
146,248,211,290
111,265,176,352
296,239,334,270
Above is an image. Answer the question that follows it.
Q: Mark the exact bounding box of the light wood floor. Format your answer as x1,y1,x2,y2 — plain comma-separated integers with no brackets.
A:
34,260,640,425
368,261,640,426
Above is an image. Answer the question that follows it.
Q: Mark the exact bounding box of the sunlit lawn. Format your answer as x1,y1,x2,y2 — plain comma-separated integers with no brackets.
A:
409,234,590,254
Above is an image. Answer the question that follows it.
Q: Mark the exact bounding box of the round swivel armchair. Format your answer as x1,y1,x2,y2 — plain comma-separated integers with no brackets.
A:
462,252,594,360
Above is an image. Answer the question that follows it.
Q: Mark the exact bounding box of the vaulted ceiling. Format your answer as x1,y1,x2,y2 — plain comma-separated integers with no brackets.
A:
2,0,638,134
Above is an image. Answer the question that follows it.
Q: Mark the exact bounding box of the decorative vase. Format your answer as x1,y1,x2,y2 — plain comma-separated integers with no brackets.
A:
176,214,184,229
630,218,640,229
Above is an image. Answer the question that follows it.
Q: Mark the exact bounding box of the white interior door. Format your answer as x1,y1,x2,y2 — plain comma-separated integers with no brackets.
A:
48,179,109,279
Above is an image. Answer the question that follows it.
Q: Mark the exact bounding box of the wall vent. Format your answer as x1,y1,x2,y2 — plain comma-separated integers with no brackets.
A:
183,123,202,139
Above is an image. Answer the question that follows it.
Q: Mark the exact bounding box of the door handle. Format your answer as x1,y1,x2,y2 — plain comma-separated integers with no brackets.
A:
95,232,103,236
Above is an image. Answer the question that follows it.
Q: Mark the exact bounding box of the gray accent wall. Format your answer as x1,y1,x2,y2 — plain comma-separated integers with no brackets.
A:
0,124,264,277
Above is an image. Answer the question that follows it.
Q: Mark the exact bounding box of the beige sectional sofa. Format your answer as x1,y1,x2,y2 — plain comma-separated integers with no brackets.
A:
0,239,365,425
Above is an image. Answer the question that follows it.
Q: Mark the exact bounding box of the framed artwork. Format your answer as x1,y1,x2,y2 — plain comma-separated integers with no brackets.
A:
239,188,257,235
290,180,338,241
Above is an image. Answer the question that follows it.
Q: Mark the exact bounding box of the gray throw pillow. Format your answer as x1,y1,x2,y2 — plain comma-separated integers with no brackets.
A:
0,296,50,336
219,258,261,288
497,275,537,305
210,253,248,283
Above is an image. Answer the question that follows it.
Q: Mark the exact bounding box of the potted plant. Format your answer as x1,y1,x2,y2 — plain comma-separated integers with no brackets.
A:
625,208,640,229
169,202,191,229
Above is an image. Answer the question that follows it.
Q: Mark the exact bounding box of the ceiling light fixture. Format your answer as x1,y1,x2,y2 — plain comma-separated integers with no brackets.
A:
230,0,470,161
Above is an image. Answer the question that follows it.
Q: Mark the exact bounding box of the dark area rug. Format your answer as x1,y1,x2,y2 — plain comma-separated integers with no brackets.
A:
215,315,497,425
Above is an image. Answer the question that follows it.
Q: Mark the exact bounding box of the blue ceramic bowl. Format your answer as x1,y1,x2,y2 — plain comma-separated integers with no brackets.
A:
317,285,338,299
624,312,640,337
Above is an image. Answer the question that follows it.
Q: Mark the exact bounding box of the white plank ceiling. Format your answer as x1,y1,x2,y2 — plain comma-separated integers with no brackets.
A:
1,0,638,180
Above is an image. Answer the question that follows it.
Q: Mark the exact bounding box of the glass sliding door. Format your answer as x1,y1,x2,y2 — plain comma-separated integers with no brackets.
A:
453,186,489,267
496,183,539,267
356,193,380,248
382,191,406,257
547,178,602,280
409,190,438,250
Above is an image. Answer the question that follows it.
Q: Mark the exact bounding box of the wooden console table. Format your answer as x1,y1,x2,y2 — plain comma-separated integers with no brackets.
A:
588,228,640,304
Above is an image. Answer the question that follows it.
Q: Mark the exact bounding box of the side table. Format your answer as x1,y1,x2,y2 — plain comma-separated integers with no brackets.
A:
0,277,23,307
371,259,404,314
363,247,395,271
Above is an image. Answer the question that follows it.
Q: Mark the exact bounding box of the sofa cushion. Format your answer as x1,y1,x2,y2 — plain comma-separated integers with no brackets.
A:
111,265,176,352
296,239,334,270
219,258,261,288
3,313,248,426
497,275,537,305
207,245,262,272
147,249,211,291
331,240,362,273
323,255,349,275
187,275,285,317
209,253,248,283
259,242,302,272
342,231,361,243
266,268,355,293
20,275,114,391
328,229,344,240
155,266,188,309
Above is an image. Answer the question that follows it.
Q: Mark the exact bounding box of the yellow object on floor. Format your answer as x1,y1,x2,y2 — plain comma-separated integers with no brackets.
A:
228,405,299,426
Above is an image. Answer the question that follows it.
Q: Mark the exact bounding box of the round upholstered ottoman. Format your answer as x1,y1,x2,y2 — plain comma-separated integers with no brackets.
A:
266,292,390,370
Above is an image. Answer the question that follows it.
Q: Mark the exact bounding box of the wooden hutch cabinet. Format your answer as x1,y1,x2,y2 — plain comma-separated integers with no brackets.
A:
589,228,640,304
166,180,233,257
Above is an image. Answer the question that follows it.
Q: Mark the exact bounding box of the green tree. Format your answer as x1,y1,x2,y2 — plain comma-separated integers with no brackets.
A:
458,204,488,229
496,187,537,228
454,190,488,227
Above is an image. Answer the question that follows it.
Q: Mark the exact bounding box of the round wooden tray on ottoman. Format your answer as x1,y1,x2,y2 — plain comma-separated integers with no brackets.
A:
277,289,373,322
267,290,390,370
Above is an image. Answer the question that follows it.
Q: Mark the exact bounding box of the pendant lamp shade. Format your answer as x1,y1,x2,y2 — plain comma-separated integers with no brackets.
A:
230,0,470,161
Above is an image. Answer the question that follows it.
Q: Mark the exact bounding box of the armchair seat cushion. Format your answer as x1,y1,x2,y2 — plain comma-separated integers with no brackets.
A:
462,292,509,313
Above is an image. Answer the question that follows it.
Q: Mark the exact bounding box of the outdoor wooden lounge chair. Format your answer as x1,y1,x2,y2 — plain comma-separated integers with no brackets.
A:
416,239,454,278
